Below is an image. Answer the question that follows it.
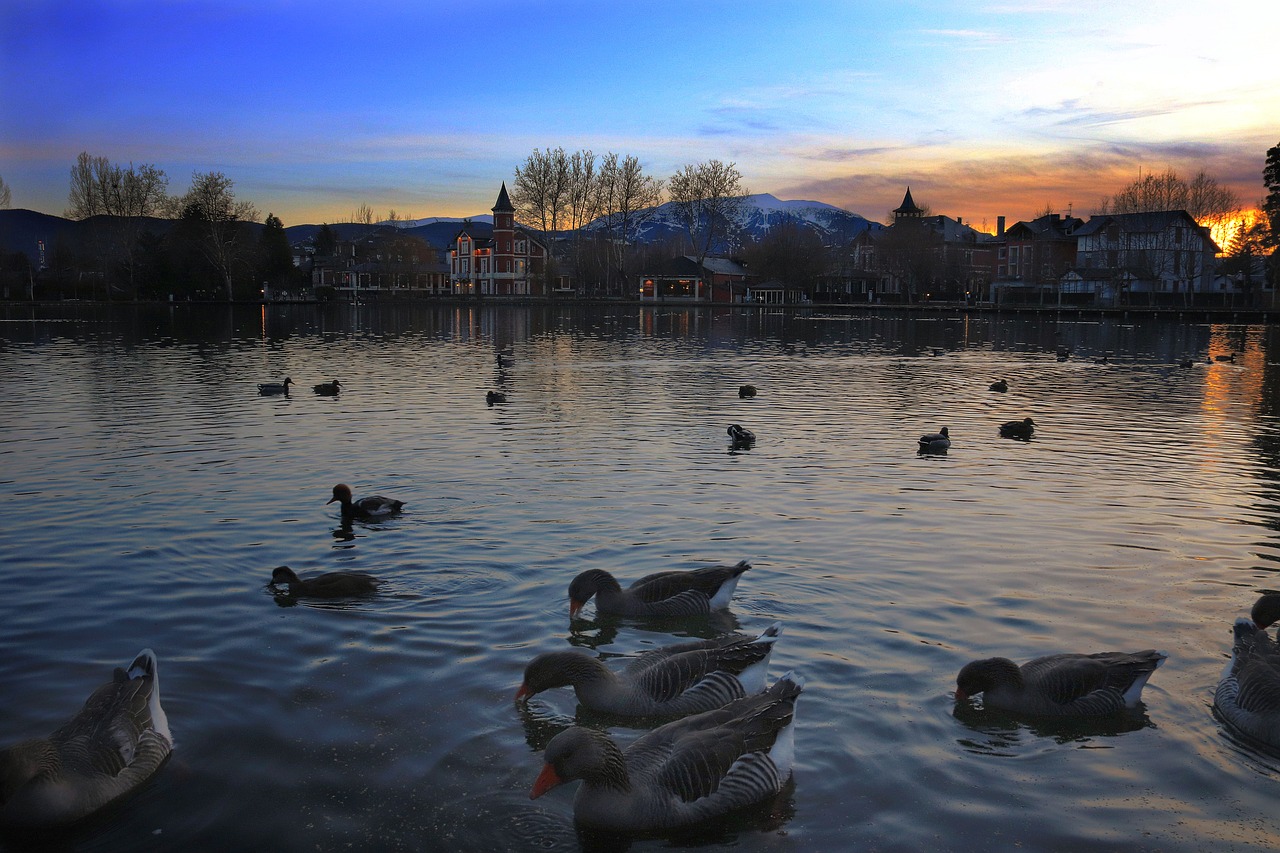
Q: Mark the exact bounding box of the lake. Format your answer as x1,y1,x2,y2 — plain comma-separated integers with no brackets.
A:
1,302,1279,852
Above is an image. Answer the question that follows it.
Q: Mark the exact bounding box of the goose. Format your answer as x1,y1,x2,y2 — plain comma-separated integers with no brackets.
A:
738,384,757,399
998,417,1036,440
727,424,755,447
313,379,341,396
529,672,803,832
0,649,172,828
516,623,782,718
257,377,292,395
1215,616,1280,747
486,391,507,405
327,483,404,520
955,648,1167,716
269,565,380,598
1250,593,1280,632
567,561,751,619
988,379,1008,392
918,426,950,453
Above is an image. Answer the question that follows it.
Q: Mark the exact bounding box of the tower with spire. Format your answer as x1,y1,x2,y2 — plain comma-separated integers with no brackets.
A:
492,182,515,283
893,186,924,223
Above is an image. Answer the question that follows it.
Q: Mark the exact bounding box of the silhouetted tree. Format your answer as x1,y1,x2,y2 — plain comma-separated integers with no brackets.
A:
668,160,747,289
175,171,258,300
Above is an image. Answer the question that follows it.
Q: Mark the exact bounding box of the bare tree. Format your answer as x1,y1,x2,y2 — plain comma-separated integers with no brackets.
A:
667,160,747,288
176,171,259,301
1097,167,1238,228
596,153,664,295
0,174,10,209
64,152,171,297
512,147,571,291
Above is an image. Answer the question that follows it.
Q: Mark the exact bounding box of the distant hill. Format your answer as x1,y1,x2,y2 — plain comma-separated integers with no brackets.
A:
2,194,878,260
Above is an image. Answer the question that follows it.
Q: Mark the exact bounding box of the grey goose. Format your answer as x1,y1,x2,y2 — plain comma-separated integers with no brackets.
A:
516,623,782,718
567,561,751,619
955,649,1167,716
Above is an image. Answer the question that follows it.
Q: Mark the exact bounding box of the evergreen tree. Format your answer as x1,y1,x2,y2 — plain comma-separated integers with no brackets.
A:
1264,141,1280,286
313,223,337,256
258,213,295,288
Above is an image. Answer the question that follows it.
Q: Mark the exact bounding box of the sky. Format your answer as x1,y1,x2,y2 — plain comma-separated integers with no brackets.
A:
1,0,1277,232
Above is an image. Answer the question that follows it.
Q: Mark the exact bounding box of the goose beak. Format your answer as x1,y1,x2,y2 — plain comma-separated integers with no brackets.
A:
515,683,530,701
530,763,563,799
954,689,969,702
569,599,584,619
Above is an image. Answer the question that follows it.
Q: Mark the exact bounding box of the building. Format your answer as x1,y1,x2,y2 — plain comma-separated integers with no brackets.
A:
309,227,450,299
448,184,548,296
1067,210,1219,305
639,256,748,302
991,212,1083,304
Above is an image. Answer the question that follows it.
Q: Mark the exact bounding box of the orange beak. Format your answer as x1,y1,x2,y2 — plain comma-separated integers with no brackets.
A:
569,599,584,619
530,763,562,799
515,683,529,701
954,689,969,702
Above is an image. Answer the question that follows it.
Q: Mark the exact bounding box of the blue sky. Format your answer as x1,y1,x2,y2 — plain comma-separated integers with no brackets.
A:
2,0,1276,229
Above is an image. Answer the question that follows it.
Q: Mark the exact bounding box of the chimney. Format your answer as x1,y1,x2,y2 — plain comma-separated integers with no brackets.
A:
956,216,963,225
997,216,1006,237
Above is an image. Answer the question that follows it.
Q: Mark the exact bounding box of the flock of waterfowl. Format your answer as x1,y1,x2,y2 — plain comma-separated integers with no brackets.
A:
5,357,1278,841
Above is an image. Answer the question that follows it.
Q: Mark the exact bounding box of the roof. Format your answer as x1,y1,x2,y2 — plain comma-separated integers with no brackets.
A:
894,186,923,215
493,182,515,213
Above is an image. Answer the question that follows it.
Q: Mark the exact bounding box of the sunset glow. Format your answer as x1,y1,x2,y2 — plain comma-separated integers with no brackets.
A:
1,0,1276,230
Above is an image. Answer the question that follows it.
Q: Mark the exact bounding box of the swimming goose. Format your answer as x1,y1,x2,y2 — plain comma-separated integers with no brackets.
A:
1215,617,1280,747
269,565,380,598
918,426,950,453
727,424,755,447
0,649,172,828
529,672,803,832
1250,593,1280,632
313,379,341,396
955,649,1167,717
568,561,751,619
988,379,1008,392
998,417,1036,440
327,483,404,520
517,623,782,717
738,384,757,398
257,377,292,395
486,391,507,405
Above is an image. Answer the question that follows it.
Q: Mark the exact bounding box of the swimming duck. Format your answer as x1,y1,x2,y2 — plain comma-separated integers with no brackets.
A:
738,384,757,398
1178,358,1194,368
567,561,752,619
517,623,782,718
269,565,380,598
327,483,404,520
257,377,293,395
955,648,1166,717
998,417,1036,440
727,424,755,447
1214,352,1237,362
0,649,172,828
529,672,803,833
1215,611,1280,747
989,379,1008,392
918,426,950,453
313,379,341,396
486,391,507,405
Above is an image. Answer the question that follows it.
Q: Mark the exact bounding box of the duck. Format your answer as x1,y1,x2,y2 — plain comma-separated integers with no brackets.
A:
529,672,803,832
327,483,404,520
0,649,172,828
516,623,782,718
955,648,1167,717
738,384,757,399
313,379,341,396
1215,613,1280,747
1215,352,1237,363
257,377,293,395
727,424,755,448
486,391,507,406
269,565,380,598
1056,346,1071,361
918,426,950,453
1178,358,1194,368
998,417,1036,440
567,560,752,619
988,379,1008,393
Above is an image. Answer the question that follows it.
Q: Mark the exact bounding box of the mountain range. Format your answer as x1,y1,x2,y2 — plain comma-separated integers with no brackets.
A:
0,194,880,258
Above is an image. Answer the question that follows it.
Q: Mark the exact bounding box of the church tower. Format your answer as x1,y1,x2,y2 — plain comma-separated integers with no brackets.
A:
893,186,924,223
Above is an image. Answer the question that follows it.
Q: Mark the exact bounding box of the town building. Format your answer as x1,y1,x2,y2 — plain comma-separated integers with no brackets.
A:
1064,210,1219,305
448,184,548,296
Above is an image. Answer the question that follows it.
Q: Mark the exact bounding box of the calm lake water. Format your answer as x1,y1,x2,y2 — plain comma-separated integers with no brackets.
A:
2,302,1280,852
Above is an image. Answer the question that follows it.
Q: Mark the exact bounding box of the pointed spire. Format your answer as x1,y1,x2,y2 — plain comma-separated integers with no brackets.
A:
894,186,922,215
493,182,514,214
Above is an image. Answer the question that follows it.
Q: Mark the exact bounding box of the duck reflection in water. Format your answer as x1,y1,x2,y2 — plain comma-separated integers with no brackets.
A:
952,698,1155,750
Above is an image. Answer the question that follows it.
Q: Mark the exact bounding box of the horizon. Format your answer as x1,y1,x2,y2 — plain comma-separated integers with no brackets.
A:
1,1,1276,230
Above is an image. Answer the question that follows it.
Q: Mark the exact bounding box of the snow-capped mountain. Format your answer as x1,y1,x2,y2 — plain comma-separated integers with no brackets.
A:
585,193,881,246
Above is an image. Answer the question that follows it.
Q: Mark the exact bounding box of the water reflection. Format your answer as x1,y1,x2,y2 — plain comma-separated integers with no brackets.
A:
953,700,1156,752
